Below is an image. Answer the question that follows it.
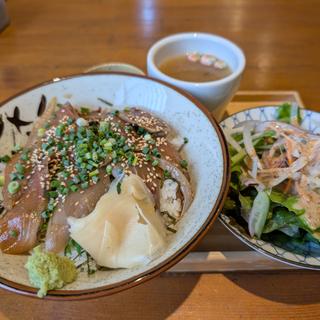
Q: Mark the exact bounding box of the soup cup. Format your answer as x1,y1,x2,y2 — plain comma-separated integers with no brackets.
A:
147,32,246,120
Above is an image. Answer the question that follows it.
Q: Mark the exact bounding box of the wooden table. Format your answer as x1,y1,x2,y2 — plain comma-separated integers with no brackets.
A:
1,0,320,319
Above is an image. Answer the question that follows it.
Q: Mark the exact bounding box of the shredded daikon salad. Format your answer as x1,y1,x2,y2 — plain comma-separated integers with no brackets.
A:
223,103,320,254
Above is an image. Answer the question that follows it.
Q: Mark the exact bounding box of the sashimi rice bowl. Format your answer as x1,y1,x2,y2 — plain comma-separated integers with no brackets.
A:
0,73,228,298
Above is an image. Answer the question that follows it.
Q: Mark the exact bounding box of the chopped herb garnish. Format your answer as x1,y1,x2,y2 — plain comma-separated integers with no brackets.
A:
0,176,4,187
9,230,18,238
166,226,177,233
152,159,159,167
106,165,112,175
97,97,113,106
0,155,11,163
15,163,25,174
41,211,50,219
142,146,149,154
8,181,20,194
152,148,161,158
180,159,188,169
80,107,90,115
117,182,122,194
81,181,89,189
13,144,22,152
137,127,146,135
183,137,189,144
164,170,171,179
67,117,73,125
70,185,79,192
37,128,46,137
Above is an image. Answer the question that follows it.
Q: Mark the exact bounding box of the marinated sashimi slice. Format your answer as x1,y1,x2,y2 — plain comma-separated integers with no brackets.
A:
119,108,170,135
3,103,79,210
2,152,33,210
0,163,48,254
45,172,110,253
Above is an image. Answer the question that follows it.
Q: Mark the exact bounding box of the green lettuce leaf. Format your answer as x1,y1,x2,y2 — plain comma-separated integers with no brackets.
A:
263,208,299,233
276,103,302,124
269,191,305,215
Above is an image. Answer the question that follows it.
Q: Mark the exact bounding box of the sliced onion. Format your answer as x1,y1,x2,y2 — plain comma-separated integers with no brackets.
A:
290,103,299,126
267,156,308,188
159,159,193,215
250,157,258,179
233,120,261,130
224,131,243,153
248,191,270,238
243,126,262,170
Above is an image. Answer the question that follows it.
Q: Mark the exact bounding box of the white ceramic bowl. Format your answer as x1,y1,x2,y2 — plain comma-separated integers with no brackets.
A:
84,63,145,75
147,33,246,121
0,72,229,299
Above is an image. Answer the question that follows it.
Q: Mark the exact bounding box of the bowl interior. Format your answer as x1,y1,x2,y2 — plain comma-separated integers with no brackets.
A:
151,33,242,73
0,73,227,296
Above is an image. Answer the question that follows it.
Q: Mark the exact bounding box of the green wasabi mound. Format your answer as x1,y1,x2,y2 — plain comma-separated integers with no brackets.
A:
25,246,77,298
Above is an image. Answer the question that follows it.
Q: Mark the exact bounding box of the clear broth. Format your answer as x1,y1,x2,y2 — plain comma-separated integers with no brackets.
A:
159,54,232,82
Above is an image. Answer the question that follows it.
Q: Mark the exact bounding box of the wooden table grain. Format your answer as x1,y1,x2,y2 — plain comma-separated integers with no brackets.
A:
1,0,320,319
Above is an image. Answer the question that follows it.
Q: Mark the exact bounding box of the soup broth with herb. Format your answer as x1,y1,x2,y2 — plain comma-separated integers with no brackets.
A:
159,53,232,83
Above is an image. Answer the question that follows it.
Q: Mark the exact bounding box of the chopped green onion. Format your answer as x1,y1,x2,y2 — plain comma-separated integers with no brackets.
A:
80,107,90,115
164,170,171,179
152,159,159,167
15,163,25,174
72,176,80,184
41,211,50,219
106,165,112,175
183,137,189,144
8,181,20,194
97,97,113,106
0,155,11,163
92,175,99,183
144,133,152,141
13,144,22,152
89,169,99,177
180,159,188,169
9,230,18,238
76,118,89,127
37,128,46,137
20,152,29,161
142,146,149,154
50,180,60,189
152,148,161,158
70,185,79,192
117,182,121,194
48,191,58,198
0,176,4,186
81,182,89,189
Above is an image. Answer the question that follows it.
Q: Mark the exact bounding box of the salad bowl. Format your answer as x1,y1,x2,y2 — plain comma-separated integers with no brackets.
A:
220,105,320,270
0,72,229,299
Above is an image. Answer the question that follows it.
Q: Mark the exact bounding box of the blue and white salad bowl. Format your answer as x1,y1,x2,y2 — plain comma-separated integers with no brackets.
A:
220,105,320,270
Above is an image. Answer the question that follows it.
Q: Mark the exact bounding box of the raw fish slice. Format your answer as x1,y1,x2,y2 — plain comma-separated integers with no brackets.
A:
2,103,78,210
0,162,48,254
2,152,33,210
119,108,170,135
45,172,110,253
